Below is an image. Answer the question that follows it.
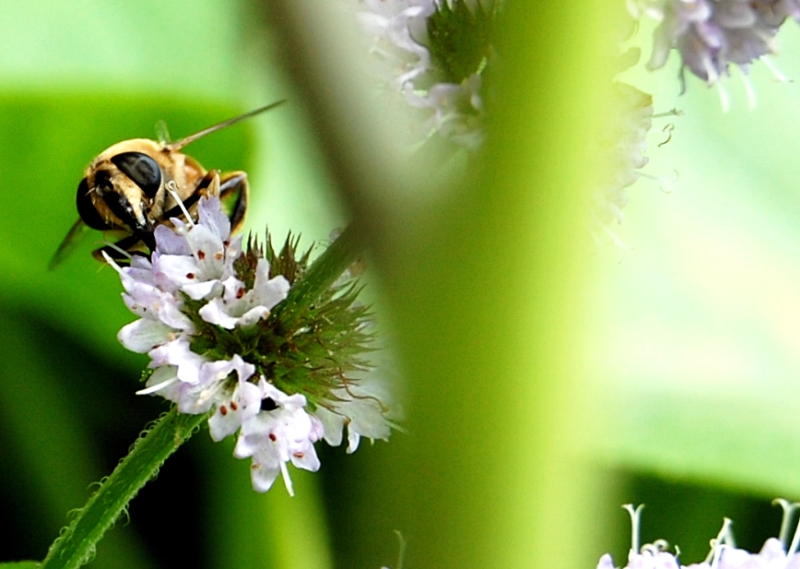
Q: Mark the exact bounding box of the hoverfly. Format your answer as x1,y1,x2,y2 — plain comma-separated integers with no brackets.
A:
49,101,285,269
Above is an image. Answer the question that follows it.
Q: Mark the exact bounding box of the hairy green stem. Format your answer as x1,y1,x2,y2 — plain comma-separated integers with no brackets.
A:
40,409,208,569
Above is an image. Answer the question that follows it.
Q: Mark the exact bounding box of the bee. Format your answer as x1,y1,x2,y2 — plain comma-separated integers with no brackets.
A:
49,101,285,269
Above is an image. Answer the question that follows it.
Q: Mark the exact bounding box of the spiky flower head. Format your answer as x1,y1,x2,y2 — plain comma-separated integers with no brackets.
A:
105,197,393,495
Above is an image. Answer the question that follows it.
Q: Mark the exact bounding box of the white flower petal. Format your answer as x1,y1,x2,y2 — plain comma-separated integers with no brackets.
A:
313,406,345,447
182,280,221,301
346,428,361,454
145,366,178,389
118,319,172,353
186,224,226,277
148,337,205,384
154,224,191,255
152,254,203,290
159,299,195,331
209,381,263,442
253,261,290,309
290,441,320,472
199,298,240,329
234,306,271,328
137,366,179,395
249,451,282,493
198,196,231,240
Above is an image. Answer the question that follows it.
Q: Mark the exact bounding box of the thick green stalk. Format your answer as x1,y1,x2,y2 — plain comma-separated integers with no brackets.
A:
40,409,208,569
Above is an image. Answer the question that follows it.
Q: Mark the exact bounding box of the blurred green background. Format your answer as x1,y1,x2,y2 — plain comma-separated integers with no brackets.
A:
4,1,800,568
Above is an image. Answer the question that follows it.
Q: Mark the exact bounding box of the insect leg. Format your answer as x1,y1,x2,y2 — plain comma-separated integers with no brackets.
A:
218,171,249,234
162,170,221,220
92,234,148,265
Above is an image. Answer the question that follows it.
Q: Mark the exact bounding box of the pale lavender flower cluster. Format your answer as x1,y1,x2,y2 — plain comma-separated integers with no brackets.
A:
104,197,392,495
355,0,484,149
630,0,800,89
599,501,800,569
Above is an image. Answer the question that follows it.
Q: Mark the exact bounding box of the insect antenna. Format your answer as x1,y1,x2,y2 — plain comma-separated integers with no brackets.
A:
165,100,286,152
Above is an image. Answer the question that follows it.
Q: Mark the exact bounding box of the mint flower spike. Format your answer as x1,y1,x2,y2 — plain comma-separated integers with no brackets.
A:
104,197,395,494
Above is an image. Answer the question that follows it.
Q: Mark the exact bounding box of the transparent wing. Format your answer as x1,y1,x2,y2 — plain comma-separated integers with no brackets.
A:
48,218,90,270
155,119,172,144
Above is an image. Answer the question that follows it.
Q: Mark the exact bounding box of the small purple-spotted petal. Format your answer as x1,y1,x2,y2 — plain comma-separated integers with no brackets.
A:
152,254,205,292
209,380,263,441
185,224,227,277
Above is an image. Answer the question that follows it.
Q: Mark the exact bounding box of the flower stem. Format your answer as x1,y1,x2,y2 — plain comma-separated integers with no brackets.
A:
40,409,208,569
272,222,363,328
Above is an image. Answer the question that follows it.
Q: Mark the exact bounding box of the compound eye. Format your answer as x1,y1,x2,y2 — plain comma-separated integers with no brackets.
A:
76,177,109,230
111,151,162,198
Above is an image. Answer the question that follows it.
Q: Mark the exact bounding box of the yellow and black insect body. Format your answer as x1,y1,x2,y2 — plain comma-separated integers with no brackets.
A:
50,102,284,269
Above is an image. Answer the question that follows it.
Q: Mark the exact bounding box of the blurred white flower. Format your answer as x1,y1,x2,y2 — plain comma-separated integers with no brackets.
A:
630,0,799,91
599,501,800,569
355,0,493,148
591,82,655,247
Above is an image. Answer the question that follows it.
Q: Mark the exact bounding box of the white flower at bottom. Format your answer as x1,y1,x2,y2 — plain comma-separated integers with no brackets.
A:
233,381,324,495
599,501,800,568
